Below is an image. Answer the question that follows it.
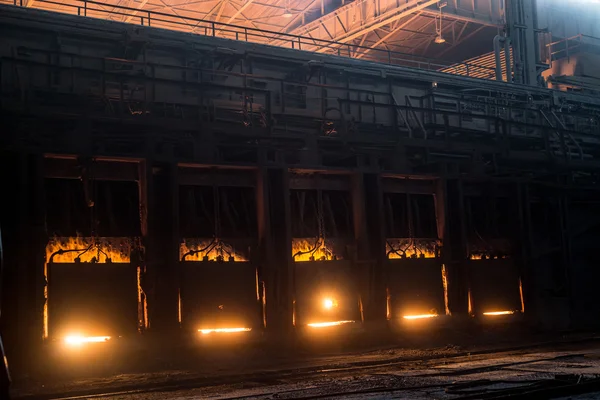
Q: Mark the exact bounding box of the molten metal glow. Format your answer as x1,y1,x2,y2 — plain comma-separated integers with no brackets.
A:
403,314,438,320
468,288,473,316
198,328,252,334
292,238,336,262
46,237,131,263
519,277,525,313
180,240,247,262
386,288,391,321
137,266,148,331
178,290,182,324
323,298,338,310
441,264,451,316
307,320,355,328
64,335,111,345
386,240,438,259
44,237,132,339
483,311,515,316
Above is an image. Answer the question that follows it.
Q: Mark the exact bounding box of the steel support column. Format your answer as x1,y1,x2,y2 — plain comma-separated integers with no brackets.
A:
516,182,534,323
264,168,293,336
362,173,386,325
506,0,539,85
444,178,469,316
11,154,46,371
142,162,179,332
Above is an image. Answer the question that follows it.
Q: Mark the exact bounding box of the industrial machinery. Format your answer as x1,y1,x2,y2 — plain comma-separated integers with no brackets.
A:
43,174,144,345
46,238,140,344
384,179,447,326
465,190,524,319
2,0,600,366
291,174,362,330
178,180,262,336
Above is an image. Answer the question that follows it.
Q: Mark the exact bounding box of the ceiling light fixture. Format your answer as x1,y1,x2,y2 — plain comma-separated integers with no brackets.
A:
434,1,447,44
283,0,293,18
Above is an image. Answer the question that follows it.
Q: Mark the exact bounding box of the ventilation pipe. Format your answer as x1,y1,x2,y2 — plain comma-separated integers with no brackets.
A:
493,35,513,82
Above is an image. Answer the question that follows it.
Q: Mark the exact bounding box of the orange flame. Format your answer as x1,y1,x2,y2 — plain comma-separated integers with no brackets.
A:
44,237,134,339
469,254,509,260
180,239,248,262
292,238,333,262
46,237,131,263
441,264,451,316
386,239,438,259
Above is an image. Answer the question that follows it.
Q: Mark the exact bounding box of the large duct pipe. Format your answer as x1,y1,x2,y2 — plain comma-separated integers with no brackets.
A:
494,35,503,81
493,35,513,82
504,37,512,83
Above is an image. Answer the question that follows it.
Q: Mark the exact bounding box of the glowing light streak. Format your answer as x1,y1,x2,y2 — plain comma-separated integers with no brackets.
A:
307,320,355,328
64,335,111,345
198,328,252,334
403,314,438,320
483,311,515,316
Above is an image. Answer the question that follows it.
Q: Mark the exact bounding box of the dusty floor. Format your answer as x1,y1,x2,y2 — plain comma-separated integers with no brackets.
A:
85,345,600,400
9,329,600,399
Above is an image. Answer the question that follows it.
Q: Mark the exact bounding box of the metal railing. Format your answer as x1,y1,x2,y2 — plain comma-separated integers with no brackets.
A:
546,34,600,64
3,0,496,79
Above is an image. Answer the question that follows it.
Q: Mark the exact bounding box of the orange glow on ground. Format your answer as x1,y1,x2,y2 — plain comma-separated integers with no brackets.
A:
483,311,515,316
403,314,438,320
307,320,355,328
64,335,111,346
198,328,252,334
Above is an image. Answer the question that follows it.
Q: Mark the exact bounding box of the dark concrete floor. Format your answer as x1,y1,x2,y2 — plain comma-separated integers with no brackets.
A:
9,327,600,399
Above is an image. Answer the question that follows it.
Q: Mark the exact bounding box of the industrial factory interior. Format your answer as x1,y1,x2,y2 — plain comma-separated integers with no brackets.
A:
3,0,600,398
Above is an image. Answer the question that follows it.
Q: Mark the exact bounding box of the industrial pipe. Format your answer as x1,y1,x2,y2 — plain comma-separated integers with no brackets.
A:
494,35,503,81
504,37,512,83
493,35,512,82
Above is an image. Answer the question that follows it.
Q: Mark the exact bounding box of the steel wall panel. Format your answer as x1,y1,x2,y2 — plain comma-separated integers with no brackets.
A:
47,262,138,338
468,259,521,315
387,258,445,320
179,261,260,331
294,260,361,326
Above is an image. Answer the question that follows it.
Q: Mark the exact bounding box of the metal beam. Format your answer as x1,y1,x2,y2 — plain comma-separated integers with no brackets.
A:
224,0,256,24
310,0,440,54
436,25,486,58
273,0,502,50
121,0,151,23
355,13,423,59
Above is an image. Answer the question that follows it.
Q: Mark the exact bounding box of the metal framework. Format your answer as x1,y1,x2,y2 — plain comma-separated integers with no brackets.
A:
2,4,600,364
3,0,503,61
